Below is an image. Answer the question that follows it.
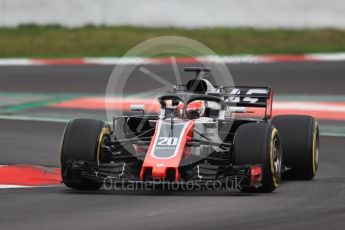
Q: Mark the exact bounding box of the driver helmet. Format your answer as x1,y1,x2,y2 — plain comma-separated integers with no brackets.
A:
185,100,206,119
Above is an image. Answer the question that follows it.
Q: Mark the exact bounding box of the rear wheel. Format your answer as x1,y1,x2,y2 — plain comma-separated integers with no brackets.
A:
233,123,282,193
60,119,110,190
271,115,319,180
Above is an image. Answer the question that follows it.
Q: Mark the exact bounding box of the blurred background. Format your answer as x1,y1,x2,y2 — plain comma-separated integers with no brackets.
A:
0,0,345,57
1,0,344,28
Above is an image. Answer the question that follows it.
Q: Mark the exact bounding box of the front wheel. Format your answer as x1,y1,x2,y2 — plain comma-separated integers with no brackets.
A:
60,119,110,190
233,123,282,193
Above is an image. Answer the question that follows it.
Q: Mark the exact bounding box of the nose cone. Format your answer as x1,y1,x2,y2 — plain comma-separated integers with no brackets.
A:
140,120,195,181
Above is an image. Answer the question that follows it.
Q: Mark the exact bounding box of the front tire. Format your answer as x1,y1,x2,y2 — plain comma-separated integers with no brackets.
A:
233,123,282,193
60,119,110,190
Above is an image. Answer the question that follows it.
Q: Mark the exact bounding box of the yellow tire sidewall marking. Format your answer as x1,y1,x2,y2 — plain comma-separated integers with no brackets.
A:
97,126,110,163
270,128,279,188
312,123,318,176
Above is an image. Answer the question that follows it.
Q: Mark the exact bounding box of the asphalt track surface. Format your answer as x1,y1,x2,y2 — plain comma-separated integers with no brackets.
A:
0,62,345,230
0,61,344,94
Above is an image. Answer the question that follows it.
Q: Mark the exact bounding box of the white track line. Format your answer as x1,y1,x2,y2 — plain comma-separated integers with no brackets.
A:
0,185,61,189
0,185,35,189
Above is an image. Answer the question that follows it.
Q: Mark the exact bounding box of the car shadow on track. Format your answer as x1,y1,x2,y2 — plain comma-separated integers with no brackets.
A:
60,188,261,197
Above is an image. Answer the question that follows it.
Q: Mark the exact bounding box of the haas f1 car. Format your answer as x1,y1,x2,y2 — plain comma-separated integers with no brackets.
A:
60,67,319,193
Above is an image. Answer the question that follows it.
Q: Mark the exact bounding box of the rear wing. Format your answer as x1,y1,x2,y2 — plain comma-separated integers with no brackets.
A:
222,86,273,119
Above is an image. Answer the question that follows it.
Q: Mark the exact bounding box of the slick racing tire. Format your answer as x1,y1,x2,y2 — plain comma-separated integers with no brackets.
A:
60,119,110,190
233,123,282,193
271,115,319,180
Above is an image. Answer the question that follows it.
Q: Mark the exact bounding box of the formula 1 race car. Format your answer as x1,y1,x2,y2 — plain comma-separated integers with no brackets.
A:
60,67,319,192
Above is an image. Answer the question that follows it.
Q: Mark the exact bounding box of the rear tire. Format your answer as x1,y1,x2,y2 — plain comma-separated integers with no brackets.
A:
60,119,110,190
271,115,319,180
233,123,282,193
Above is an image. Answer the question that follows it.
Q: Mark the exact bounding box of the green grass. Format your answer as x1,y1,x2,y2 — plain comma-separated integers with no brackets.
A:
0,25,345,57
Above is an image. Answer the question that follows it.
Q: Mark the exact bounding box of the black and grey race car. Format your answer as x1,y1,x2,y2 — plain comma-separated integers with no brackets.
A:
60,67,319,192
